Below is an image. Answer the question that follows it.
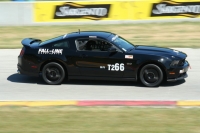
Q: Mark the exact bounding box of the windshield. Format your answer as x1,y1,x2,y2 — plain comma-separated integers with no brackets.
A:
112,36,134,51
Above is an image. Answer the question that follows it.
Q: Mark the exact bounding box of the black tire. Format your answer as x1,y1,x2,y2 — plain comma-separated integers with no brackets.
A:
139,64,163,87
42,62,65,85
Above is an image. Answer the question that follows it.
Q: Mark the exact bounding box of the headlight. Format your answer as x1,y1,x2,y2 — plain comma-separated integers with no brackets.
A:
170,60,180,66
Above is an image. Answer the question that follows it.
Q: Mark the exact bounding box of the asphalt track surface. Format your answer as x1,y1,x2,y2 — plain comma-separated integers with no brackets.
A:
0,48,199,101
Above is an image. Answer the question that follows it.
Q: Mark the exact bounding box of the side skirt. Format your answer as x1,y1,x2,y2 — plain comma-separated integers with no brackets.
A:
68,76,137,81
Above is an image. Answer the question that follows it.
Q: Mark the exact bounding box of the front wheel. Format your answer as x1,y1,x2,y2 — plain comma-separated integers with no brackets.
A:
42,62,65,85
139,64,163,87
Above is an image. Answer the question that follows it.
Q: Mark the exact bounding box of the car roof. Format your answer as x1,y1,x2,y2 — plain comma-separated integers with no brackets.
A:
66,31,115,39
40,31,116,46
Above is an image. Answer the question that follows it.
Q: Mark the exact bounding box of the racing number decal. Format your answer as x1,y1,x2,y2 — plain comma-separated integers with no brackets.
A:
108,63,124,71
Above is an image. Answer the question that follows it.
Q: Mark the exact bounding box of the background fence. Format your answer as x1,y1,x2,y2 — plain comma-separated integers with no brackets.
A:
1,0,200,26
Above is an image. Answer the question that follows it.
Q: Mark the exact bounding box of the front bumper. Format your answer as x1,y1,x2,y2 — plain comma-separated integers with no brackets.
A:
167,73,188,81
167,60,189,82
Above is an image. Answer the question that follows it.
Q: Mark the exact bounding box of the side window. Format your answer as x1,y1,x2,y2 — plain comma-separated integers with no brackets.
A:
75,39,88,51
75,38,114,52
53,41,70,48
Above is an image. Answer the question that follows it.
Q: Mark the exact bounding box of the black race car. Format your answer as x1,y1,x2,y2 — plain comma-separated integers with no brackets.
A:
17,31,189,87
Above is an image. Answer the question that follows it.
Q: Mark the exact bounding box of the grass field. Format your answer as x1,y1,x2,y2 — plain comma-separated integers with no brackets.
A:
1,22,200,49
0,107,200,133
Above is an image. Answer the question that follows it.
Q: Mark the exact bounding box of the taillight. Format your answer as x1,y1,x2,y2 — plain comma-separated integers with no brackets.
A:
20,48,25,56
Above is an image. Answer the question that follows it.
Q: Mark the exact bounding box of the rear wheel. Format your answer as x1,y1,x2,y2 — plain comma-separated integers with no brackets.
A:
139,64,163,87
42,62,65,85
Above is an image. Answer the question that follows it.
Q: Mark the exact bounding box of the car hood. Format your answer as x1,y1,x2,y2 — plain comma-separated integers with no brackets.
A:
129,45,187,59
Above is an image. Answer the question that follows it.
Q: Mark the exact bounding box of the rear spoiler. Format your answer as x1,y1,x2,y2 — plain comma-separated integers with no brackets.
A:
21,38,41,47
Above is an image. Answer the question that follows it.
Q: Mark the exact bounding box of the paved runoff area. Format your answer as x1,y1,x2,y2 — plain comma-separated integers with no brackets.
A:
0,48,200,106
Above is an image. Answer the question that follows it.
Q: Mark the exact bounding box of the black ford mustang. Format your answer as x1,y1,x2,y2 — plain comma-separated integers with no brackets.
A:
17,31,189,87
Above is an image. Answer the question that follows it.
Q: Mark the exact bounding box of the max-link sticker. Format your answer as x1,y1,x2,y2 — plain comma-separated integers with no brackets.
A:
38,49,63,55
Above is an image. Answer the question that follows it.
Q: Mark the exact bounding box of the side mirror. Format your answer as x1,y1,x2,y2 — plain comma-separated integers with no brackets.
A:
108,47,117,53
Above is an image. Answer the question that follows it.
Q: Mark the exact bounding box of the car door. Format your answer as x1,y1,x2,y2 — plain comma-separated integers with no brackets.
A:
101,41,136,78
107,51,136,78
75,38,109,77
109,36,137,78
75,38,135,78
106,51,125,77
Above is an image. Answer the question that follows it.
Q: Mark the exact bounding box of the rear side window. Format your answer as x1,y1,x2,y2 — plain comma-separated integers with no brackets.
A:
40,35,63,45
53,41,70,48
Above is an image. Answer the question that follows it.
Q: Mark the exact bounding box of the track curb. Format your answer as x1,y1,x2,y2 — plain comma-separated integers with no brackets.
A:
0,100,200,107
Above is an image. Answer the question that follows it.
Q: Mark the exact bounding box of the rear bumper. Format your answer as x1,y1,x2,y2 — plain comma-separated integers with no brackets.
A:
18,54,40,77
17,64,39,77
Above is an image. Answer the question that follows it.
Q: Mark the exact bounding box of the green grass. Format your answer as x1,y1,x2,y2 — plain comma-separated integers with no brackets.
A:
1,22,200,48
0,107,200,133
